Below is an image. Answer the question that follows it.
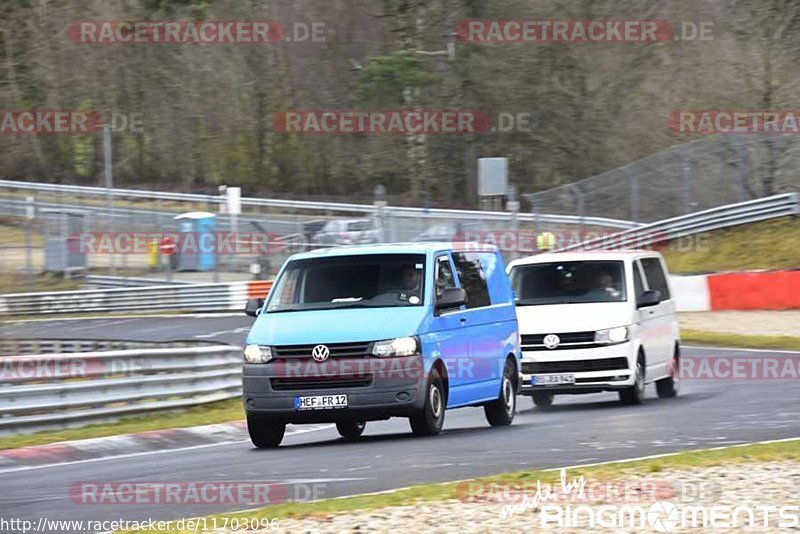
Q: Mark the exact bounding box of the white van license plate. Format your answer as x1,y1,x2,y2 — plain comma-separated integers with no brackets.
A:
532,374,575,385
294,394,348,410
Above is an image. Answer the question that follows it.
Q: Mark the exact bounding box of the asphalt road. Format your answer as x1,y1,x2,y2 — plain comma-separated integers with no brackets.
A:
3,315,800,530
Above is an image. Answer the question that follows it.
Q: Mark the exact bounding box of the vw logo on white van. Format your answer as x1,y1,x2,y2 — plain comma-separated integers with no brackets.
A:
311,344,330,362
543,334,561,349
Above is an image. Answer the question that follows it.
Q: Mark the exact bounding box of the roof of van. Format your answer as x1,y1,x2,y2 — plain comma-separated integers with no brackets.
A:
288,242,497,261
507,249,663,268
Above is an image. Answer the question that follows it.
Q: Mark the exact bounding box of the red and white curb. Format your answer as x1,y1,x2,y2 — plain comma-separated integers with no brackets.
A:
0,421,330,473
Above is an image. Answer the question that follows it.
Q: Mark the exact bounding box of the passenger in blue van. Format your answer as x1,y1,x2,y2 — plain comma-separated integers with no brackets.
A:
241,244,521,448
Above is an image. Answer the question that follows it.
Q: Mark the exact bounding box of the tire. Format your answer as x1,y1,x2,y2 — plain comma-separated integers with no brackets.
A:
484,360,517,426
656,345,680,398
410,370,446,436
532,392,554,408
336,420,366,441
619,357,645,405
247,413,286,448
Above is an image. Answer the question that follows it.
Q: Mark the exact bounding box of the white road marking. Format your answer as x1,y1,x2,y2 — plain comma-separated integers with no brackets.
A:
194,326,250,339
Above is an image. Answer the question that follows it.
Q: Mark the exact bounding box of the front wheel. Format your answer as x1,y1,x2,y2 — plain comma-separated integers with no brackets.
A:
336,420,366,441
247,414,286,448
656,346,680,398
410,370,445,436
484,360,517,427
619,358,645,405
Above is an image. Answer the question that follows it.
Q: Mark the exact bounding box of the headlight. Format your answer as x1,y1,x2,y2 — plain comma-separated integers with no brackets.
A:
244,344,272,363
594,326,630,345
372,336,420,357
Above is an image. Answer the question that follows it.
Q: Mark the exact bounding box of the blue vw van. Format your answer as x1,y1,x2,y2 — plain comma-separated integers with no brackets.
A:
242,243,521,447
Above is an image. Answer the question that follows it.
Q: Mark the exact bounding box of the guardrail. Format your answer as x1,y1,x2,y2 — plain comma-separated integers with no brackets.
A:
0,280,272,316
84,275,195,288
559,192,799,251
0,179,639,229
0,338,204,356
0,343,242,434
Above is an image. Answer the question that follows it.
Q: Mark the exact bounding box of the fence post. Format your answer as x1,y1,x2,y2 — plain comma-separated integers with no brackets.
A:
729,134,752,202
626,168,640,222
569,184,585,233
674,146,694,214
25,196,35,291
103,124,115,276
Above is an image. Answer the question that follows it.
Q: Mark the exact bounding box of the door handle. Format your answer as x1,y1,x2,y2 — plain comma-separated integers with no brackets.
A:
459,317,467,324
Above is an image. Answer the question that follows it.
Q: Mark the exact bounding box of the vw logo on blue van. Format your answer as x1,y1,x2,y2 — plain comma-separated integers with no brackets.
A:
312,344,330,362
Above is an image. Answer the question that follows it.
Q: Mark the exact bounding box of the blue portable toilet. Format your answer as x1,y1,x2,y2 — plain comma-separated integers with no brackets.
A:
173,212,216,271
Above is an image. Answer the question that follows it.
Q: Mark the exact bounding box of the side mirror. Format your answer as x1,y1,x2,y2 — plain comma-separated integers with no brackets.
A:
637,289,661,308
436,287,468,311
245,298,264,317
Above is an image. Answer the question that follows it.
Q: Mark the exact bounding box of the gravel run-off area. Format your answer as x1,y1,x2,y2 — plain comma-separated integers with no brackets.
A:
244,460,800,533
679,311,800,338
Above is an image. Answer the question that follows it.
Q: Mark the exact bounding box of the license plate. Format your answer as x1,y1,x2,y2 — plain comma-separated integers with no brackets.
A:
531,374,575,385
294,394,348,410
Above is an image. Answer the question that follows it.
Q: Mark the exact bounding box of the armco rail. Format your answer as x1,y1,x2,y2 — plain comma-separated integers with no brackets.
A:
0,179,639,229
0,280,272,316
0,343,242,434
84,275,195,288
559,192,799,251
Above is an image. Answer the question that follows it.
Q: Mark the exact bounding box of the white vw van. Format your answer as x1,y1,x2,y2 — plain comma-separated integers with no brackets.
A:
507,251,679,406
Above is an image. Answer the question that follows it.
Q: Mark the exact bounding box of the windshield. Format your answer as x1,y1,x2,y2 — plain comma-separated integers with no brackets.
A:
347,220,372,231
510,260,627,305
266,254,426,312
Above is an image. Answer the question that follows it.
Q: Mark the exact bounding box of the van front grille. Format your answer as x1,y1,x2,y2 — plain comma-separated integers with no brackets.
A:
272,342,372,360
270,374,372,391
522,357,629,374
521,331,602,350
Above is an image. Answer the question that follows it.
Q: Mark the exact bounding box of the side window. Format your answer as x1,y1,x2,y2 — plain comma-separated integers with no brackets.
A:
633,261,645,298
435,255,457,298
641,258,671,300
452,252,491,308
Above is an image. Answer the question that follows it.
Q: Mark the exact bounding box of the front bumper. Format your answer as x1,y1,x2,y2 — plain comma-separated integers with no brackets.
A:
520,342,635,395
242,355,427,423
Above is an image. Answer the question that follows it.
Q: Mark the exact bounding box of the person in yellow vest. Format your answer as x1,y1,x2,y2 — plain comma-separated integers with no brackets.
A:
536,231,556,252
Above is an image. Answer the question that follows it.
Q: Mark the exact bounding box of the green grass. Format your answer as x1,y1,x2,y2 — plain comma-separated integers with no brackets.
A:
662,216,800,273
0,272,83,294
681,329,800,351
120,438,800,533
0,398,243,450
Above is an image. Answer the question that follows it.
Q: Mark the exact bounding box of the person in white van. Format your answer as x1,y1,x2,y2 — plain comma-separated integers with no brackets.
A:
507,250,680,407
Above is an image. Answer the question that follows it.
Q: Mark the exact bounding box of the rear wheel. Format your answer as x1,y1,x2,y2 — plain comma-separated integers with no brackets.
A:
656,345,680,398
336,420,366,441
410,370,445,436
484,360,517,426
532,393,554,407
619,357,645,405
247,414,286,448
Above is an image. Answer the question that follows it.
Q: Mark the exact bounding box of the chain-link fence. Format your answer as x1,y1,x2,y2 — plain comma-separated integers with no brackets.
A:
526,134,800,223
